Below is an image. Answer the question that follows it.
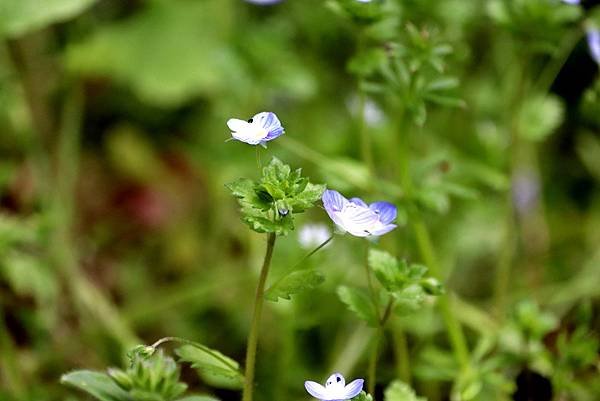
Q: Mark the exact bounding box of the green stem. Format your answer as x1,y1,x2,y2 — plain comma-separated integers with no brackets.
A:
412,218,470,370
395,111,471,372
392,328,410,384
367,294,395,394
242,232,277,401
358,86,375,178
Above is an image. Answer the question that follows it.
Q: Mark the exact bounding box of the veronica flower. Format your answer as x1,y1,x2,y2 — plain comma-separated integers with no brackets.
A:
561,0,580,4
322,190,397,237
305,373,364,401
227,112,284,146
587,29,600,65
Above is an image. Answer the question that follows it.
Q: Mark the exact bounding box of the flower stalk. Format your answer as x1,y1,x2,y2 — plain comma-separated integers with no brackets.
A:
242,232,277,401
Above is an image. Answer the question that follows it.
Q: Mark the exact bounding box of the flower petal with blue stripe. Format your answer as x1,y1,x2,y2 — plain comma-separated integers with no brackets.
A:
226,112,285,146
322,190,397,237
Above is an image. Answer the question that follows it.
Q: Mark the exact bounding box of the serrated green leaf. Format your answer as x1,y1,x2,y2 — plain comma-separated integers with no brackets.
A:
265,269,325,302
384,380,426,401
61,370,133,401
337,286,378,326
175,345,243,389
0,0,98,38
368,249,403,291
352,391,374,401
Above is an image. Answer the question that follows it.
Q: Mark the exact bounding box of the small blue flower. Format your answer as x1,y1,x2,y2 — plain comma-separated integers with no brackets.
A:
561,0,580,4
227,112,284,146
322,190,397,237
587,29,600,65
305,373,364,401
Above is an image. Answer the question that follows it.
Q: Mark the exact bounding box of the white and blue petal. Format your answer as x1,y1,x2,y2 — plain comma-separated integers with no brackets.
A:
349,197,368,208
226,111,284,145
305,373,364,401
253,112,285,141
305,381,330,400
341,379,364,399
369,201,397,225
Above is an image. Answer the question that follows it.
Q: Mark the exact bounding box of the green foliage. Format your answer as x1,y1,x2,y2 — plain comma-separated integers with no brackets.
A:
61,370,133,401
62,348,224,401
65,0,243,107
368,249,442,314
0,0,97,38
337,285,379,327
384,380,426,401
264,269,325,302
488,0,581,54
175,345,243,389
227,157,325,235
517,94,564,142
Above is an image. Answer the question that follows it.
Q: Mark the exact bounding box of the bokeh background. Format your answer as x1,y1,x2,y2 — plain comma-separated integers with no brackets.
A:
1,1,600,400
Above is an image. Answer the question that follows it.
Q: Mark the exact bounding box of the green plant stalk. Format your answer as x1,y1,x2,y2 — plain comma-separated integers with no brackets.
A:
392,328,411,383
242,232,277,401
396,113,471,372
367,298,395,394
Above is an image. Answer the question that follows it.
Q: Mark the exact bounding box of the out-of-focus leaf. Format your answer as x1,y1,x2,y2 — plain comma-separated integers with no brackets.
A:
0,0,97,38
265,269,325,302
61,370,132,401
175,345,243,389
384,380,426,401
517,94,564,142
65,0,243,106
337,285,378,326
1,252,57,305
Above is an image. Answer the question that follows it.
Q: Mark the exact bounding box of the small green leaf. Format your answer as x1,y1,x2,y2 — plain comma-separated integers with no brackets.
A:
176,345,243,389
337,286,378,326
352,391,374,401
384,380,426,401
61,370,133,401
265,270,325,302
368,249,403,291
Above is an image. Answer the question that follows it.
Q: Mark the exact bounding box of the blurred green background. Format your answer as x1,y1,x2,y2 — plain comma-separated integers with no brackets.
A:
1,0,599,400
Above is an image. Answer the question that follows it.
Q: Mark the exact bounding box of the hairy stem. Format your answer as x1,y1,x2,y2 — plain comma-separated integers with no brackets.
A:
242,232,277,401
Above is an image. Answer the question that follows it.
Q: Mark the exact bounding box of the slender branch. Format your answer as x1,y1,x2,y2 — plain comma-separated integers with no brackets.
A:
265,235,333,294
242,232,277,401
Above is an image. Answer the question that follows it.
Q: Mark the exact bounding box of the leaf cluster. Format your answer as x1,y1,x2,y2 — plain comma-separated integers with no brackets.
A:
488,0,581,55
355,23,464,126
227,157,325,235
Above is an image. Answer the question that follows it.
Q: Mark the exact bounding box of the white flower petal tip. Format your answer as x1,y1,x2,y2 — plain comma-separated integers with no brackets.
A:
305,373,365,401
322,190,397,237
226,111,284,146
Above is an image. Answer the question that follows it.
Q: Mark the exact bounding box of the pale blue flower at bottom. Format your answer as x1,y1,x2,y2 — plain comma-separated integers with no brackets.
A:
305,373,364,401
